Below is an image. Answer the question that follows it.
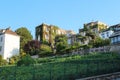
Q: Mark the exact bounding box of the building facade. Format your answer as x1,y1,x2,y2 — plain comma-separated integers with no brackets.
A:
68,21,108,45
109,24,120,32
110,30,120,44
0,28,20,60
36,23,75,45
108,24,120,44
100,29,114,39
79,21,108,36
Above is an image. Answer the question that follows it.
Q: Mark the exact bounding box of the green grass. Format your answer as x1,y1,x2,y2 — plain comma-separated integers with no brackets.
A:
35,52,120,63
0,52,120,80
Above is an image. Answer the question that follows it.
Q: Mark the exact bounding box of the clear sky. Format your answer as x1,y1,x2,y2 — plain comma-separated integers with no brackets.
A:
0,0,120,39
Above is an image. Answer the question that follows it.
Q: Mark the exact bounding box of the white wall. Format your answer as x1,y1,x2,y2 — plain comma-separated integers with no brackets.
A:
100,30,113,39
3,34,20,59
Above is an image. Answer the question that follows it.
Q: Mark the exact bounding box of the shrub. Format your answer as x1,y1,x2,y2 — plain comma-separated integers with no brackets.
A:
9,55,20,65
39,44,53,57
17,55,35,66
0,55,8,66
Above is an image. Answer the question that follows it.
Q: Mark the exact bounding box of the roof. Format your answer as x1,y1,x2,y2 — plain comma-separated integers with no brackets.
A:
84,21,107,26
0,28,19,36
110,23,120,28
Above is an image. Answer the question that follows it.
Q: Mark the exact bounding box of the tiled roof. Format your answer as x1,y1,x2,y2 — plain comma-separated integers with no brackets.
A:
0,28,19,36
5,29,19,36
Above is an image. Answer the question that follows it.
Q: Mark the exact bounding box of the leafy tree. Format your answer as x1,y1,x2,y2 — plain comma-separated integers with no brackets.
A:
15,27,33,49
55,35,68,54
39,44,52,57
17,55,35,66
86,31,97,39
89,37,110,48
24,40,40,55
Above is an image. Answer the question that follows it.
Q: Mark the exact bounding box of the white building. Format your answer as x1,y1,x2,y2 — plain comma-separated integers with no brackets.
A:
100,29,114,39
110,30,120,44
0,28,20,60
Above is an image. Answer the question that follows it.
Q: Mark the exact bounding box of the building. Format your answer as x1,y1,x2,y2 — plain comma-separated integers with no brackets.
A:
109,30,120,44
69,21,108,45
36,23,75,45
0,28,20,60
99,29,114,39
79,21,108,36
108,24,120,44
109,23,120,32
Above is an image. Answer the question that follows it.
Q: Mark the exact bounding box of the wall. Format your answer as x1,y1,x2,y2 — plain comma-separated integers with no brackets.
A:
70,45,119,55
3,34,20,60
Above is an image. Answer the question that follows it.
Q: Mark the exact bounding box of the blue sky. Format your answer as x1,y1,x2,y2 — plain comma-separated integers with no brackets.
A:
0,0,120,39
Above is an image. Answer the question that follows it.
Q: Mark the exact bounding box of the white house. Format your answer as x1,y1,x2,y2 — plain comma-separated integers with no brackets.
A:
100,29,114,39
110,30,120,44
0,28,20,60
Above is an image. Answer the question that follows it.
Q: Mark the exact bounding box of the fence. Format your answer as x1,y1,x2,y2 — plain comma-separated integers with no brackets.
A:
0,59,120,80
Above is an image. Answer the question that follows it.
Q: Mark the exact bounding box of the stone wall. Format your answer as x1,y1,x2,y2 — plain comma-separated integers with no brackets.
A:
70,45,120,55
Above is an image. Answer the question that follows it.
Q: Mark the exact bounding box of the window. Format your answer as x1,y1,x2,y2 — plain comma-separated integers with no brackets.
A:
45,34,49,40
0,46,2,52
38,35,40,41
106,32,109,37
46,28,49,32
0,37,2,42
68,39,71,44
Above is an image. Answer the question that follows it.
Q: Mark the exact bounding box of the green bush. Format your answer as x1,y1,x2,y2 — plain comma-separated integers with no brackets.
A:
17,55,35,66
39,44,53,57
9,55,20,65
0,55,8,66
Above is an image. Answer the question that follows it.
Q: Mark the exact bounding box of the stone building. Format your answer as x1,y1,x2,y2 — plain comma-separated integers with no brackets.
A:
68,21,108,45
79,21,108,36
36,23,75,45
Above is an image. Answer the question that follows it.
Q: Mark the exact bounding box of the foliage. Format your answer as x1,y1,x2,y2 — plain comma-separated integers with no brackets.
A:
86,31,97,39
1,52,120,80
20,49,26,57
9,55,20,65
24,40,40,55
55,35,68,54
0,55,7,66
39,44,53,57
35,52,120,63
89,37,110,48
15,27,33,49
17,55,35,66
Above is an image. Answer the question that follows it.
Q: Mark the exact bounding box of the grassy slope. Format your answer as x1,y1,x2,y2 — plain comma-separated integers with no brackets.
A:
0,52,120,80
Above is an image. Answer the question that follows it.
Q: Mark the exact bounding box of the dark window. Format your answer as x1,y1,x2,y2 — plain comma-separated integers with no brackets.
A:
0,46,2,52
0,37,2,42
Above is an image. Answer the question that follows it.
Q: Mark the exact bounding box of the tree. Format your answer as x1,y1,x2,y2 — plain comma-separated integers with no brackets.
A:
55,35,68,54
89,37,110,48
39,44,52,57
24,40,40,55
86,31,97,39
15,27,33,49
